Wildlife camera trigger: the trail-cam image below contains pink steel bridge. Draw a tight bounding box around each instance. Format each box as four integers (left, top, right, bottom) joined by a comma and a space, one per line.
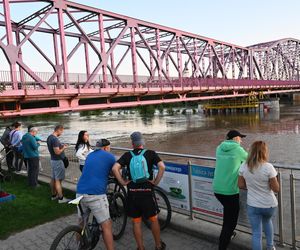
0, 0, 300, 117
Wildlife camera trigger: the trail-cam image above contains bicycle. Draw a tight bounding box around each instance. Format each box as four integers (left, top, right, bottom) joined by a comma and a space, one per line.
50, 191, 127, 250
143, 186, 172, 231
107, 176, 127, 198
108, 176, 172, 231
0, 148, 13, 182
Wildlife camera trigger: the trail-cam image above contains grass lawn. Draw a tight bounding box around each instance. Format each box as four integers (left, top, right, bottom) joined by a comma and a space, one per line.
0, 174, 76, 239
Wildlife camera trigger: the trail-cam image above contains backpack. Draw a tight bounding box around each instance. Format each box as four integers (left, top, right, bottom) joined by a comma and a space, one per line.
129, 149, 150, 183
0, 127, 12, 147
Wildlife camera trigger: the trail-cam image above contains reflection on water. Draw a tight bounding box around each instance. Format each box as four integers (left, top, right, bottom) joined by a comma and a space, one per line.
1, 104, 300, 165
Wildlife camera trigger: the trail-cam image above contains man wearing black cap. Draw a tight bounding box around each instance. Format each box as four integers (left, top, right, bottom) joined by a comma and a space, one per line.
213, 130, 248, 250
76, 139, 115, 250
112, 132, 166, 250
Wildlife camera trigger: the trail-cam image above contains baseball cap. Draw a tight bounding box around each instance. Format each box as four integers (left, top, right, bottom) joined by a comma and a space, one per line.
226, 130, 246, 140
130, 131, 145, 147
95, 139, 110, 149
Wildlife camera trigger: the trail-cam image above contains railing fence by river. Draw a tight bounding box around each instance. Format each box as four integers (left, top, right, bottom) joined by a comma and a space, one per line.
1, 143, 300, 249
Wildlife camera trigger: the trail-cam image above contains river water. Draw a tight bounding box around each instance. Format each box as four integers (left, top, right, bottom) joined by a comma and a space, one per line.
1, 103, 300, 166
1, 103, 300, 243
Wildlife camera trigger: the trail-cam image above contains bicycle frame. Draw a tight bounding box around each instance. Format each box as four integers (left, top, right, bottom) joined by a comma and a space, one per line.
76, 201, 101, 249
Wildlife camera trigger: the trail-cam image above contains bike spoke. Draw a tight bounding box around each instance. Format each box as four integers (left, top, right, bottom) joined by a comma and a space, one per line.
56, 231, 82, 250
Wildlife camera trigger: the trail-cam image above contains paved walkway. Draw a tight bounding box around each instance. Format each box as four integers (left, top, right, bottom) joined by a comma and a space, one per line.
0, 214, 218, 250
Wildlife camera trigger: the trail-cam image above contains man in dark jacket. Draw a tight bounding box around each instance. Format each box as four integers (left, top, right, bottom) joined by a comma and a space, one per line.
22, 127, 40, 187
0, 123, 14, 171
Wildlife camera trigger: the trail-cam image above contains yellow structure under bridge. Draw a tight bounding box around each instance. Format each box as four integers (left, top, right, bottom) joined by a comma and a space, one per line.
202, 95, 260, 113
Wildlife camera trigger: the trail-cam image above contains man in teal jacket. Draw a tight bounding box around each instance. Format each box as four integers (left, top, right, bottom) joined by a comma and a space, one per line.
22, 127, 40, 187
213, 130, 248, 250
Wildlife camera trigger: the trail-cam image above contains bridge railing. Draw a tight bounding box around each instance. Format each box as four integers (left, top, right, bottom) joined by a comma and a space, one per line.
14, 142, 298, 248
1, 70, 300, 91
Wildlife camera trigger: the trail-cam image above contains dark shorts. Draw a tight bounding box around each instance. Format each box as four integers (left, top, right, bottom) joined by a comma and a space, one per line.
127, 192, 159, 219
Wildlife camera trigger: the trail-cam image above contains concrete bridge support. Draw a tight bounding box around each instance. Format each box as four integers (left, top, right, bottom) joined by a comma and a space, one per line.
293, 94, 300, 103
259, 98, 280, 112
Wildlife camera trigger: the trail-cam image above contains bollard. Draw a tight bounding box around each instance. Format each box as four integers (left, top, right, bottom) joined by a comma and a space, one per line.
188, 161, 194, 220
277, 172, 285, 246
290, 173, 298, 250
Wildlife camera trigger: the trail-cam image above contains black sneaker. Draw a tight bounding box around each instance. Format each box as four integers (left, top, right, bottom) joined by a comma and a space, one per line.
155, 241, 166, 250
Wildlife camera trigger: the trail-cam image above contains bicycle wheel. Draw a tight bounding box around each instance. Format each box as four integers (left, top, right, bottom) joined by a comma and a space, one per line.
50, 225, 87, 250
110, 192, 127, 240
107, 178, 127, 197
143, 187, 172, 231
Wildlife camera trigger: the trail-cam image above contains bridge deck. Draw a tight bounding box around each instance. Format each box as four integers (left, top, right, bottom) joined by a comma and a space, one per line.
1, 78, 300, 117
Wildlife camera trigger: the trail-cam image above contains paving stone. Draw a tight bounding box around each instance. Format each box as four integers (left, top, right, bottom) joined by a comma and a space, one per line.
0, 213, 219, 250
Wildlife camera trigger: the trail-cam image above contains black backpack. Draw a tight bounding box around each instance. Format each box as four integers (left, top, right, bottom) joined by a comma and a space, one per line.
0, 127, 12, 147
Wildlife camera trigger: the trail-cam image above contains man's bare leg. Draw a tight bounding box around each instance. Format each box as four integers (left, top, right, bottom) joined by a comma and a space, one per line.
101, 220, 114, 250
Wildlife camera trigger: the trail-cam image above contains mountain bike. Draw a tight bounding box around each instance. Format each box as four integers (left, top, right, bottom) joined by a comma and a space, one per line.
143, 186, 172, 231
0, 148, 13, 182
50, 191, 127, 250
108, 176, 172, 231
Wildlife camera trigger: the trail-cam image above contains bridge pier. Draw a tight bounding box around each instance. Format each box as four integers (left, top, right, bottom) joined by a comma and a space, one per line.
259, 98, 280, 112
293, 94, 300, 103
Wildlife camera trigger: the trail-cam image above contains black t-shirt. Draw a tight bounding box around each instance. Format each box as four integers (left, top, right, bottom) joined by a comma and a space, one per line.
117, 149, 162, 194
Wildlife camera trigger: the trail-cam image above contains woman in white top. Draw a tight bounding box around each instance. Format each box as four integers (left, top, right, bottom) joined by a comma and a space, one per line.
238, 141, 279, 250
75, 130, 93, 172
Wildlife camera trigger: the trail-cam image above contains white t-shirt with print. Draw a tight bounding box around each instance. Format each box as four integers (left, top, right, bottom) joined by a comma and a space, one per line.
239, 162, 278, 208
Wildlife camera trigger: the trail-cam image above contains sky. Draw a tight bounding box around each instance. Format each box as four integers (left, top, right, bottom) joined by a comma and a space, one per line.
0, 0, 299, 75
70, 0, 300, 47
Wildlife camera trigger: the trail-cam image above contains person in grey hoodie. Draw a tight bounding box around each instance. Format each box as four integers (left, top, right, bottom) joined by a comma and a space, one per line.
213, 130, 248, 250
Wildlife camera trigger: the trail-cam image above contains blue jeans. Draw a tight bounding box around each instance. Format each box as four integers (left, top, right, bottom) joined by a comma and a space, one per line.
247, 205, 276, 250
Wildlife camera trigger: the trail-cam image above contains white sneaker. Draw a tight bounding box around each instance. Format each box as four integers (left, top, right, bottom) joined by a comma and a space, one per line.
58, 197, 71, 204
20, 170, 27, 174
51, 195, 58, 201
14, 171, 21, 174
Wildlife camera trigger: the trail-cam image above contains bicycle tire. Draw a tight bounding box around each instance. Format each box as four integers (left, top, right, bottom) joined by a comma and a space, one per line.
110, 192, 127, 240
107, 178, 127, 197
90, 217, 101, 249
50, 225, 87, 250
143, 187, 172, 231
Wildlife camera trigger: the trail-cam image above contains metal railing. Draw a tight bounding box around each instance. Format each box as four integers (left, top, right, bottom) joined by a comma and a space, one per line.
1, 70, 300, 91
1, 143, 299, 248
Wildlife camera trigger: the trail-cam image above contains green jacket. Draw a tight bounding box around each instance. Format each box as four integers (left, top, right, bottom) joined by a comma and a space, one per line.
213, 140, 248, 195
21, 133, 40, 158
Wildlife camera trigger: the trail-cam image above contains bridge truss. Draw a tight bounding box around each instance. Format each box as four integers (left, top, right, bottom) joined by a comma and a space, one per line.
0, 0, 300, 117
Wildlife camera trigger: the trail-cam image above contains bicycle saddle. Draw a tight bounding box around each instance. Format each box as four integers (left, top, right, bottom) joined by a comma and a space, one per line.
68, 196, 83, 205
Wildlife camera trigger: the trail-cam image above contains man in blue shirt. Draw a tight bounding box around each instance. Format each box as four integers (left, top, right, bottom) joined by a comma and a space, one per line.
47, 125, 68, 203
77, 139, 116, 250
